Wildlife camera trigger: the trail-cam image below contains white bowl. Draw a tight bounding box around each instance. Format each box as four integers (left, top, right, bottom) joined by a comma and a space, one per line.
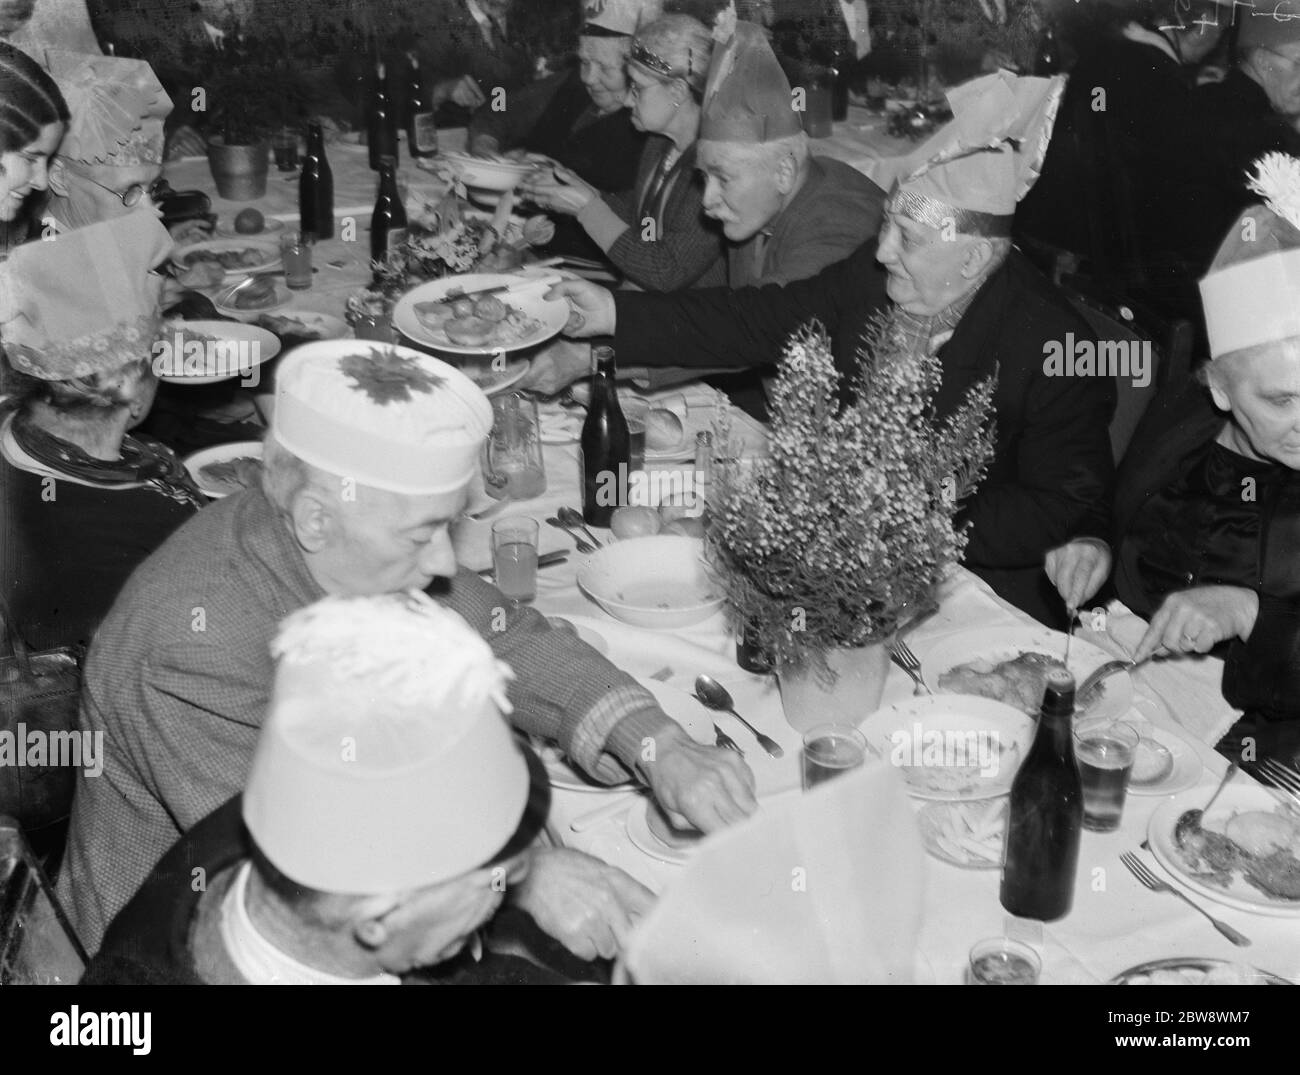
577, 536, 724, 629
441, 151, 535, 193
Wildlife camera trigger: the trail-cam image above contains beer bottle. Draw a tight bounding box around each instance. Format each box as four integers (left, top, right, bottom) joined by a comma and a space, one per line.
370, 156, 408, 268
405, 53, 437, 159
1000, 669, 1083, 922
579, 347, 629, 528
299, 122, 334, 241
367, 61, 399, 170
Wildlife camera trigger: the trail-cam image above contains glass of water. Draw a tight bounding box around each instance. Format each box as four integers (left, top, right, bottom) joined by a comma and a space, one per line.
491, 516, 539, 605
801, 724, 867, 791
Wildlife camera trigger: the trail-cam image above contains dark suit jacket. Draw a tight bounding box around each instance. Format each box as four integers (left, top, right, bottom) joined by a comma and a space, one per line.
612, 243, 1116, 625
416, 0, 533, 125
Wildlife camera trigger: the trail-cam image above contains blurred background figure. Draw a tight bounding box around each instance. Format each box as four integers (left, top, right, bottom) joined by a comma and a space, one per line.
2, 0, 99, 55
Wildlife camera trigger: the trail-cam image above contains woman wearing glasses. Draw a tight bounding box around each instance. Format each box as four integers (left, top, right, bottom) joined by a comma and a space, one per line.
521, 14, 722, 292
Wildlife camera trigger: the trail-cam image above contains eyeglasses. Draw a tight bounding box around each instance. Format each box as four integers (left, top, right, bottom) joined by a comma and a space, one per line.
61, 161, 169, 207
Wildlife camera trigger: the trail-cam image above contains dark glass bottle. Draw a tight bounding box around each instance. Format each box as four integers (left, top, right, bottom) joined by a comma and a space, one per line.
1000, 669, 1083, 922
298, 122, 334, 241
370, 156, 408, 269
580, 346, 629, 528
405, 53, 438, 159
736, 621, 774, 674
1033, 25, 1060, 76
367, 61, 399, 170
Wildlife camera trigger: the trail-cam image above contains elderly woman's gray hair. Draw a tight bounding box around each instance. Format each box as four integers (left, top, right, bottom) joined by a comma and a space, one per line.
629, 14, 714, 98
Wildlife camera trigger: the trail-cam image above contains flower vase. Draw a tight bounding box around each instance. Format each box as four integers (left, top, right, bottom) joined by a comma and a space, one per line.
777, 641, 892, 733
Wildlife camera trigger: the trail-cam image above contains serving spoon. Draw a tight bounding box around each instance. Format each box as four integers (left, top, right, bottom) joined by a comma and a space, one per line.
694, 675, 784, 759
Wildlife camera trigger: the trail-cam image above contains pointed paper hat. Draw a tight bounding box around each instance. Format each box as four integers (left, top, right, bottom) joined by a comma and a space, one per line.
1200, 153, 1300, 359
583, 0, 664, 36
46, 50, 172, 167
876, 70, 1065, 238
243, 592, 541, 895
0, 212, 170, 379
272, 341, 494, 496
699, 16, 800, 143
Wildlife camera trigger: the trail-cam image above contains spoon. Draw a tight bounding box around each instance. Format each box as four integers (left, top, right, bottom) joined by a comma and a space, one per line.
557, 506, 603, 548
693, 674, 784, 758
1201, 762, 1239, 819
545, 516, 595, 554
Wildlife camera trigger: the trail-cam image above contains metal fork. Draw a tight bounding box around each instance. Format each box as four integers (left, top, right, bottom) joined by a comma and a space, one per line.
891, 640, 931, 695
1255, 757, 1300, 806
1119, 851, 1251, 947
713, 723, 744, 757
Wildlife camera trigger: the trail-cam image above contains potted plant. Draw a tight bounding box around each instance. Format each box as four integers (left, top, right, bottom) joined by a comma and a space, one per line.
200, 36, 310, 201
706, 315, 996, 732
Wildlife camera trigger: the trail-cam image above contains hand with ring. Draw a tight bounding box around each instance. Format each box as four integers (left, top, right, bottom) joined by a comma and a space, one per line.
1132, 585, 1260, 662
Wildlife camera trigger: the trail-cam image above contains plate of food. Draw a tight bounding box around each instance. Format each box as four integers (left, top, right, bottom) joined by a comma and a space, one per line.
215, 208, 285, 239
213, 276, 291, 320
256, 310, 350, 342
916, 797, 1007, 869
860, 694, 1035, 800
1111, 958, 1292, 985
1148, 785, 1300, 916
173, 237, 281, 279
154, 321, 279, 385
922, 626, 1133, 723
391, 273, 567, 355
184, 441, 264, 499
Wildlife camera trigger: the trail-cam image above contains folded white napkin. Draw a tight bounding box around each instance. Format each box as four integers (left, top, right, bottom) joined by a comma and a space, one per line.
623, 763, 925, 984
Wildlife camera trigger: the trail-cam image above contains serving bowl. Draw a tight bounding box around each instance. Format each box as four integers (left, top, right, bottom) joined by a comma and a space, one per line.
440, 151, 535, 193
577, 535, 723, 629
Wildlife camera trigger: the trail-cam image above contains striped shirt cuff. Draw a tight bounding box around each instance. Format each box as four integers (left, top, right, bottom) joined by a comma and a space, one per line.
568, 683, 670, 785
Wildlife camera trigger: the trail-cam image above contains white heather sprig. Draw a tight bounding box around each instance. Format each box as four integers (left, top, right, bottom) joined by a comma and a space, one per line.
1247, 152, 1300, 234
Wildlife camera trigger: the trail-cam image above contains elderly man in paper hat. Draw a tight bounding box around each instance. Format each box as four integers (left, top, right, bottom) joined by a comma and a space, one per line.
59, 339, 755, 955
1110, 152, 1300, 773
83, 593, 632, 984
550, 70, 1117, 627
39, 50, 187, 237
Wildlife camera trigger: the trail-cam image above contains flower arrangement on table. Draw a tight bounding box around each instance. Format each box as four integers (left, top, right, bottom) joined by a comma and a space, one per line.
705, 314, 996, 682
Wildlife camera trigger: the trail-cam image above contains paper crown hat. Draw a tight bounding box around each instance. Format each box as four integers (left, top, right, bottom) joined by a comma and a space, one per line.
1200, 153, 1300, 359
875, 70, 1065, 238
1236, 3, 1300, 47
583, 0, 664, 36
243, 592, 539, 895
699, 16, 800, 143
271, 341, 494, 496
0, 212, 170, 380
46, 50, 172, 167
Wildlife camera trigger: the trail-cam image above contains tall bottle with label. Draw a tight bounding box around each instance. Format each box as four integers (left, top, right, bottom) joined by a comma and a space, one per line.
580, 346, 629, 528
1000, 669, 1083, 922
367, 61, 399, 170
299, 122, 334, 240
405, 53, 437, 159
370, 156, 408, 270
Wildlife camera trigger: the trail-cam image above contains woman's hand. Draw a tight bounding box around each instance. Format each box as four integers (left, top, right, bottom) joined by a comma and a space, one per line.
1133, 586, 1261, 662
521, 164, 598, 217
1044, 538, 1112, 611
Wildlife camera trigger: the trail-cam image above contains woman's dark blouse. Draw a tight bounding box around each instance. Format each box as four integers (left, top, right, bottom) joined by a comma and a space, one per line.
0, 459, 199, 651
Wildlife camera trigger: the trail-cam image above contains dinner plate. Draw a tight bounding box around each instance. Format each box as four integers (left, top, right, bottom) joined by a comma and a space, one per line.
255, 310, 350, 341
1125, 722, 1203, 796
155, 321, 280, 385
916, 798, 1007, 870
454, 355, 531, 396
625, 798, 693, 865
1148, 786, 1300, 917
391, 273, 568, 356
213, 279, 292, 321
184, 440, 263, 499
1111, 957, 1293, 985
860, 694, 1035, 800
921, 626, 1134, 723
173, 237, 282, 278
215, 217, 286, 239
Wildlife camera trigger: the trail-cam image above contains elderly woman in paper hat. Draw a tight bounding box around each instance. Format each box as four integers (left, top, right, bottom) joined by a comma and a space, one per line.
84, 592, 624, 985
0, 40, 67, 236
0, 212, 202, 651
1112, 153, 1300, 768
522, 12, 723, 291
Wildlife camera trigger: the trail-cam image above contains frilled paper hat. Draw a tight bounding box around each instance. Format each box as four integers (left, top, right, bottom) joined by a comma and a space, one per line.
243, 592, 541, 895
699, 16, 800, 143
875, 70, 1065, 238
1200, 153, 1300, 359
1237, 3, 1300, 47
0, 213, 170, 380
272, 341, 494, 496
583, 0, 664, 36
46, 49, 172, 167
